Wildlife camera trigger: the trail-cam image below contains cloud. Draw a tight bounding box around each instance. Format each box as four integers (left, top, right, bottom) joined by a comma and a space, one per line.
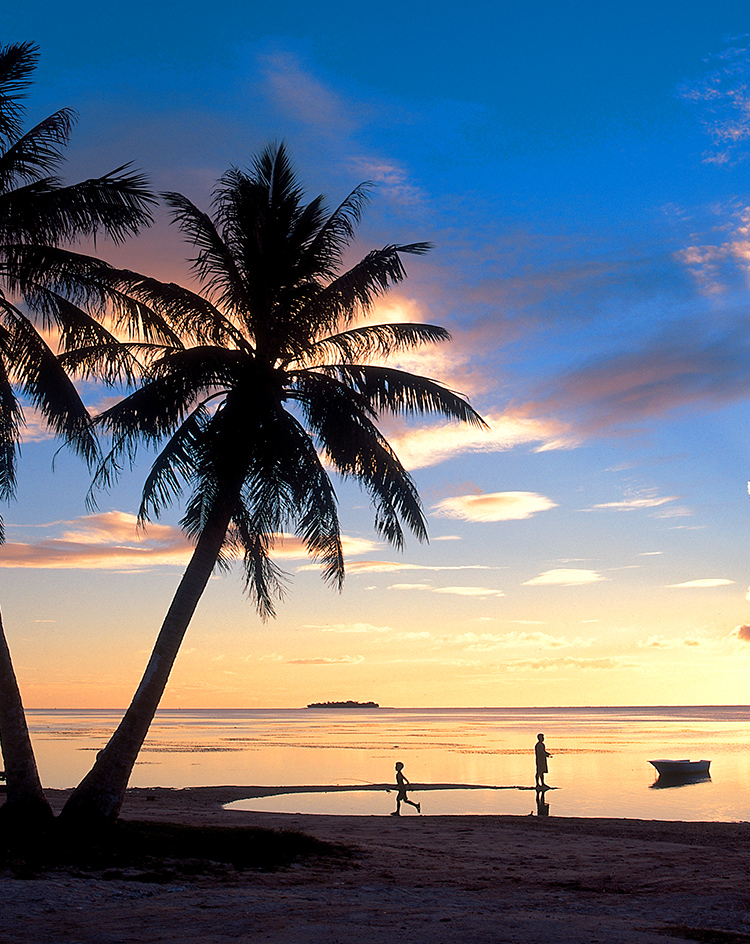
385, 409, 578, 471
733, 625, 750, 642
317, 623, 393, 634
388, 582, 503, 597
306, 560, 493, 575
286, 655, 365, 665
638, 634, 705, 649
259, 50, 356, 136
665, 578, 734, 588
679, 40, 750, 164
503, 656, 623, 671
432, 490, 557, 522
17, 405, 55, 444
675, 202, 750, 295
532, 316, 750, 434
523, 569, 604, 586
444, 631, 594, 651
433, 586, 504, 597
589, 492, 678, 512
279, 534, 377, 560
0, 512, 191, 570
0, 512, 377, 570
350, 157, 424, 207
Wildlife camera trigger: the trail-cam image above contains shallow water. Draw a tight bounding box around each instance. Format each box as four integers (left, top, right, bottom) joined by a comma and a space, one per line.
24, 706, 750, 821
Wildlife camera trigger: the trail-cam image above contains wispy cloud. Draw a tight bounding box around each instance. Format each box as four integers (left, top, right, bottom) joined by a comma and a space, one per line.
503, 656, 624, 671
387, 582, 504, 597
302, 560, 493, 575
286, 655, 365, 665
259, 50, 357, 136
638, 634, 705, 649
533, 318, 750, 433
434, 586, 504, 597
385, 409, 578, 471
1, 512, 377, 570
317, 622, 393, 634
665, 578, 734, 588
433, 490, 557, 522
589, 491, 678, 512
679, 39, 750, 164
523, 569, 605, 586
443, 630, 594, 651
0, 512, 191, 570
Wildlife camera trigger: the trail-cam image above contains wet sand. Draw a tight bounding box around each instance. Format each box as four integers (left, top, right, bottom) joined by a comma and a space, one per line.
1, 784, 750, 943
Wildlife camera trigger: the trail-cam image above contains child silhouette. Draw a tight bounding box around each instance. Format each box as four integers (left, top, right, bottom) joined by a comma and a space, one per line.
391, 761, 421, 815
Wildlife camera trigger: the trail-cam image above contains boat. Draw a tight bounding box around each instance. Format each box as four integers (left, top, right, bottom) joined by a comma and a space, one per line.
648, 759, 710, 776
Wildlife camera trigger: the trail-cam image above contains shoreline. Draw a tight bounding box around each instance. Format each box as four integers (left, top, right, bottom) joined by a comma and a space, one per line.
3, 787, 750, 943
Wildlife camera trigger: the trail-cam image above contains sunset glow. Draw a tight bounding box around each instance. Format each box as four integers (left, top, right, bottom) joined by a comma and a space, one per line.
5, 2, 750, 708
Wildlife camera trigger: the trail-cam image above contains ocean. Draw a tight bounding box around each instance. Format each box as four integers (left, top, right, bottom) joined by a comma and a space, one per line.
24, 705, 750, 821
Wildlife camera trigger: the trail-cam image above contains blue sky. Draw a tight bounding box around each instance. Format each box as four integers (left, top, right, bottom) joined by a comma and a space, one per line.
4, 1, 750, 707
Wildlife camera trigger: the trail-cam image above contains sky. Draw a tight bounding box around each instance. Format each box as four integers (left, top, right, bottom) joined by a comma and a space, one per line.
4, 0, 750, 708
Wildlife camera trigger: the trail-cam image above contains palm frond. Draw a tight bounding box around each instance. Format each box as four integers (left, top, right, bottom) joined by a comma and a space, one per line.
296, 182, 373, 280
102, 267, 247, 350
0, 42, 39, 143
311, 363, 488, 428
0, 325, 21, 506
161, 189, 247, 317
225, 514, 288, 620
2, 299, 98, 464
298, 242, 432, 336
298, 322, 451, 367
296, 371, 427, 547
0, 109, 74, 191
0, 163, 154, 246
138, 407, 206, 522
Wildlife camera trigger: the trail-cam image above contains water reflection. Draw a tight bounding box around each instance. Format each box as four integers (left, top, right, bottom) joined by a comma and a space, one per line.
650, 772, 712, 790
535, 786, 550, 816
226, 786, 537, 817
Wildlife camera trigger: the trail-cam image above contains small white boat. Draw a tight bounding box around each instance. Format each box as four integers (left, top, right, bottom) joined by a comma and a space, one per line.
649, 759, 710, 776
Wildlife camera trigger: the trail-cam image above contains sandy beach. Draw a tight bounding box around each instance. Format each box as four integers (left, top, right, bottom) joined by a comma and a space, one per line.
1, 785, 749, 943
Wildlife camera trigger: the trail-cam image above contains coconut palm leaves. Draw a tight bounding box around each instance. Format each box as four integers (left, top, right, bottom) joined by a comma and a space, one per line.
0, 40, 154, 825
0, 40, 155, 517
61, 142, 486, 824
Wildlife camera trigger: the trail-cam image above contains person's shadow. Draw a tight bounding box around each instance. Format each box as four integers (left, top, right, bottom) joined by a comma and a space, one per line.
535, 786, 550, 816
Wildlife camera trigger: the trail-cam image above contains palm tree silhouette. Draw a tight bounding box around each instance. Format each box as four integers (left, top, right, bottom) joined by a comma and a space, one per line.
0, 42, 154, 825
62, 142, 486, 823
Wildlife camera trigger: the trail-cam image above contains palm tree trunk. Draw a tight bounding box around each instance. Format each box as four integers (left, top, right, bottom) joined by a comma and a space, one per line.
60, 510, 231, 826
0, 608, 53, 826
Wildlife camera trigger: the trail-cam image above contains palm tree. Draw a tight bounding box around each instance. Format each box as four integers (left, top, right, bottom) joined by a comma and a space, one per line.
60, 142, 486, 824
0, 41, 155, 826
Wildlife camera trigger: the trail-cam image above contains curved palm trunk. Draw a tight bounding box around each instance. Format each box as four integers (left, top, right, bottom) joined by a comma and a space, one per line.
60, 511, 231, 826
0, 608, 53, 825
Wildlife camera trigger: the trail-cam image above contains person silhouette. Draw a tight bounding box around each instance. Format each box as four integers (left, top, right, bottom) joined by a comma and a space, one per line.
534, 733, 551, 788
391, 761, 421, 815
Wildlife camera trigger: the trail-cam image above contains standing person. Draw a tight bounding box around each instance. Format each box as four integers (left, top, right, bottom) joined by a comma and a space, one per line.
391, 762, 421, 815
535, 733, 552, 789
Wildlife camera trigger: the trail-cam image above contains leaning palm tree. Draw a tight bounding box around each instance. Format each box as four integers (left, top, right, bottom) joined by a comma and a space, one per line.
0, 41, 155, 826
60, 142, 486, 824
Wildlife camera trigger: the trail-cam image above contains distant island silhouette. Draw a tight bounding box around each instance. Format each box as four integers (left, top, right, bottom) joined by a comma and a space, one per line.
306, 700, 380, 709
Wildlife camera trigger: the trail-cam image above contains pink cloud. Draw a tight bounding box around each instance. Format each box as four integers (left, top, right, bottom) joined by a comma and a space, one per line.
1, 513, 377, 571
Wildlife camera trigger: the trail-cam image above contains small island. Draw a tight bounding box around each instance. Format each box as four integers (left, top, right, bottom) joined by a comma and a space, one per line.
306, 700, 380, 709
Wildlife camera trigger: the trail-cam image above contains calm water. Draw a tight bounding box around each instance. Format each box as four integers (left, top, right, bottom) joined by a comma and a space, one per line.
24, 706, 750, 821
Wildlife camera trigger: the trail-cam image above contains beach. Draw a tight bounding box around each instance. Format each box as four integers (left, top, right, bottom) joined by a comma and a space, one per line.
1, 785, 749, 944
